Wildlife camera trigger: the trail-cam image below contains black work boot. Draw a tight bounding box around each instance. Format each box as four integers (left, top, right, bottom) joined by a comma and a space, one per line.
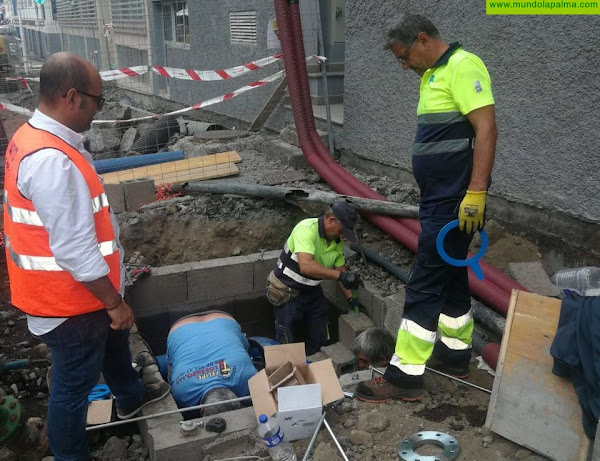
428, 341, 472, 379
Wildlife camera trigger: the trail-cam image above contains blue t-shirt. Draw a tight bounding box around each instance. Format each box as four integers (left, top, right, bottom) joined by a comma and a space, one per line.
166, 318, 257, 407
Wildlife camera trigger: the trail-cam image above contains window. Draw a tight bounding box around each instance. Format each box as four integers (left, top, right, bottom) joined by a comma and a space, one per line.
55, 0, 97, 26
230, 11, 257, 44
110, 0, 146, 33
163, 2, 189, 45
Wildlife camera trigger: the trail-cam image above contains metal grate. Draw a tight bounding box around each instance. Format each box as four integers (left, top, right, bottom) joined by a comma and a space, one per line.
230, 10, 256, 44
109, 0, 146, 33
55, 0, 97, 26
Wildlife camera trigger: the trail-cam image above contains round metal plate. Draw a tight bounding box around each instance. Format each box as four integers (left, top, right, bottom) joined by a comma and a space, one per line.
398, 431, 460, 461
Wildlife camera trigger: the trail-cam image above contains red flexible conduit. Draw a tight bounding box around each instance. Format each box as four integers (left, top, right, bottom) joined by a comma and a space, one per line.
274, 0, 527, 319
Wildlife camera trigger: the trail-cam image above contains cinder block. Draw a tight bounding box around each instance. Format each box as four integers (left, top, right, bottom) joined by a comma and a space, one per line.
187, 257, 254, 301
356, 281, 376, 313
252, 250, 280, 292
321, 342, 356, 376
132, 265, 189, 311
338, 313, 374, 350
384, 289, 405, 336
105, 182, 125, 214
253, 318, 276, 338
233, 293, 273, 324
123, 178, 155, 211
168, 299, 236, 326
140, 406, 257, 461
261, 140, 307, 169
307, 351, 329, 363
371, 294, 387, 329
508, 261, 560, 297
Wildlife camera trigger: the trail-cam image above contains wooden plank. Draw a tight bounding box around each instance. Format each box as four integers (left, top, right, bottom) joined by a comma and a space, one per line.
101, 151, 241, 184
486, 290, 590, 461
154, 162, 239, 185
248, 76, 288, 132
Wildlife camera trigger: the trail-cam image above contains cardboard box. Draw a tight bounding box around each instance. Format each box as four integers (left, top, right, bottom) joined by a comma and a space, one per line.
248, 343, 344, 439
277, 383, 322, 441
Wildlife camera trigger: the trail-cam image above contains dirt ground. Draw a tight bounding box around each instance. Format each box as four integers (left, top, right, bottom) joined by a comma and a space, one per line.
0, 92, 570, 460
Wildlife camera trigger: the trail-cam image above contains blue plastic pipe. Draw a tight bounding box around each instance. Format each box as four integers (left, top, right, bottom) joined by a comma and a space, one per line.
94, 150, 184, 174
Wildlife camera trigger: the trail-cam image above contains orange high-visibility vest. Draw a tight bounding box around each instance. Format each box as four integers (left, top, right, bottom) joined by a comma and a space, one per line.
3, 122, 121, 317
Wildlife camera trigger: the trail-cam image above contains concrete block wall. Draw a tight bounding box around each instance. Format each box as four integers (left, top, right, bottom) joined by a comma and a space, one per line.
321, 277, 405, 339
129, 250, 281, 353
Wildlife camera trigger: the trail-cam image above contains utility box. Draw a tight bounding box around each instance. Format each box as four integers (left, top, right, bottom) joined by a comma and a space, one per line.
277, 383, 322, 441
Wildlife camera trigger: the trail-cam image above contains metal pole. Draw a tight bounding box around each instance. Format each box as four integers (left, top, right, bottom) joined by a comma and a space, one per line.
85, 395, 252, 431
323, 419, 349, 461
315, 0, 335, 156
370, 366, 491, 394
425, 367, 492, 394
302, 412, 326, 461
16, 1, 29, 73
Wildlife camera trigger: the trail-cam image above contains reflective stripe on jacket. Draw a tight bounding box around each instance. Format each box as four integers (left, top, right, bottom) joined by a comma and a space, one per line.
3, 122, 120, 317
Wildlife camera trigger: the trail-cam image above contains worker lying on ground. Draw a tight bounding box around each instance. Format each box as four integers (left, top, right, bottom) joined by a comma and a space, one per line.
267, 202, 364, 355
352, 327, 396, 370
166, 311, 257, 415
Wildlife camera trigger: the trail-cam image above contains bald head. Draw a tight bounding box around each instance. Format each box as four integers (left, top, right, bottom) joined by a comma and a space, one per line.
39, 52, 97, 105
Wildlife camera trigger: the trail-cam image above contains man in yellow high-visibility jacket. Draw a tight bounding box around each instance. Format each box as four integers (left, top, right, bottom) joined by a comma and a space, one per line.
356, 14, 497, 402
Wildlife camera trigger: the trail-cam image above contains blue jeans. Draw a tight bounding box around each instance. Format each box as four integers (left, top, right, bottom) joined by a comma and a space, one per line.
40, 309, 144, 461
275, 287, 328, 355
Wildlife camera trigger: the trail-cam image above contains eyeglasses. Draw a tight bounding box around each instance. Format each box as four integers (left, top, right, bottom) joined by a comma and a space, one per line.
63, 88, 105, 109
397, 36, 418, 65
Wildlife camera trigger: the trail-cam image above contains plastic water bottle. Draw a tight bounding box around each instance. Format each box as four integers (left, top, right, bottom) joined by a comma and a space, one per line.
551, 266, 600, 296
256, 414, 297, 461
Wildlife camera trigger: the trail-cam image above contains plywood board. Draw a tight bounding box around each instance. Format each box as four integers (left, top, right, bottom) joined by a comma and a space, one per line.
486, 290, 590, 461
101, 151, 241, 185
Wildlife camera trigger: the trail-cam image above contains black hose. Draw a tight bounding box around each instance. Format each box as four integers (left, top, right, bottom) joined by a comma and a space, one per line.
349, 243, 410, 283
131, 116, 180, 155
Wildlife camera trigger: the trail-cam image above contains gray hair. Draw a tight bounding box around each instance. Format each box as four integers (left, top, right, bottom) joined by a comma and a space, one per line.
201, 387, 241, 416
384, 14, 440, 50
352, 328, 395, 366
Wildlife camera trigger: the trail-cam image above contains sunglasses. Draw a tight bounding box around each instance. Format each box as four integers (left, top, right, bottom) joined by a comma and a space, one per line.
63, 88, 105, 109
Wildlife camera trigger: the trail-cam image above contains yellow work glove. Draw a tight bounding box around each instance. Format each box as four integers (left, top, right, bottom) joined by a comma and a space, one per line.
458, 190, 487, 234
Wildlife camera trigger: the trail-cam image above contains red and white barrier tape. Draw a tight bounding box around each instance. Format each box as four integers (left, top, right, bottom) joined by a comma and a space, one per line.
0, 69, 285, 124
5, 54, 324, 83
92, 70, 285, 125
0, 101, 34, 116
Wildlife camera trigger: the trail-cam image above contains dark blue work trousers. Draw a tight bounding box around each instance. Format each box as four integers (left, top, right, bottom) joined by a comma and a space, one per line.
403, 201, 474, 355
274, 287, 328, 355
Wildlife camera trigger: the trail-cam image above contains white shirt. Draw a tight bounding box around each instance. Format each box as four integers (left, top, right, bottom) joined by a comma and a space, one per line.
17, 110, 125, 335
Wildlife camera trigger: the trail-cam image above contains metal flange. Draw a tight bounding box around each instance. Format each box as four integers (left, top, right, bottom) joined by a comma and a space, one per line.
398, 431, 460, 461
0, 396, 24, 444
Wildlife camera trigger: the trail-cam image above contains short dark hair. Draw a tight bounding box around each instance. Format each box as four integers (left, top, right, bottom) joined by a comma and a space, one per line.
352, 328, 395, 366
384, 14, 440, 50
39, 53, 92, 104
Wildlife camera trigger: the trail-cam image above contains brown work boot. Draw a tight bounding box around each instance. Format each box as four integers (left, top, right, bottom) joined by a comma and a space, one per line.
355, 376, 425, 403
